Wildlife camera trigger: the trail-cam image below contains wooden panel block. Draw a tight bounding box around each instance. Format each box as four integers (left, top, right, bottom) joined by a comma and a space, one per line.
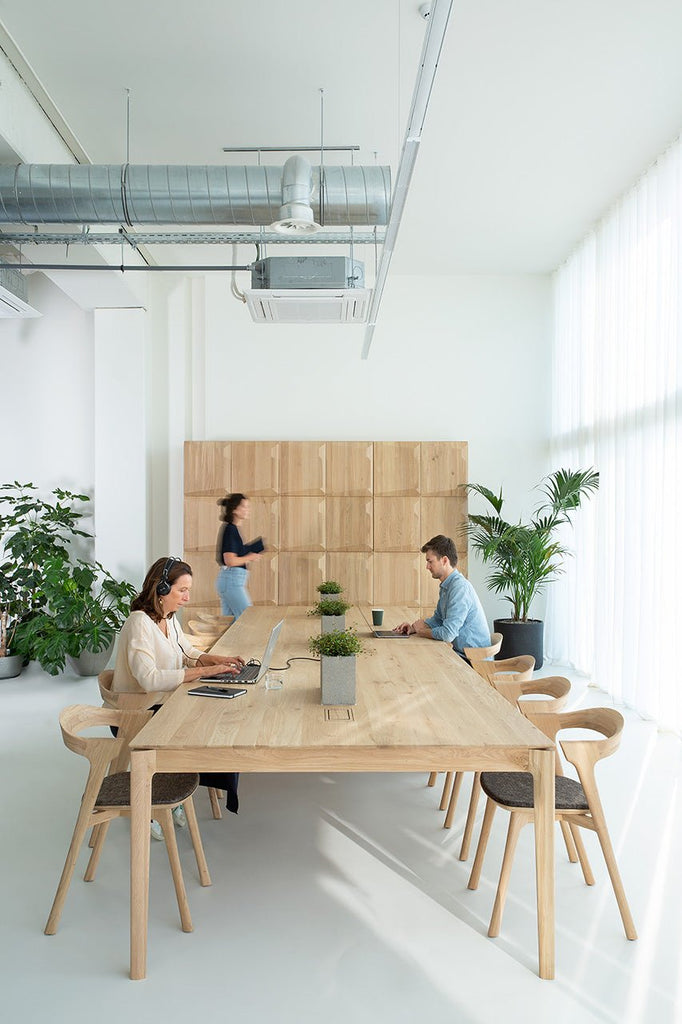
184, 441, 231, 495
327, 552, 373, 605
248, 497, 280, 553
373, 497, 421, 552
278, 552, 326, 605
373, 552, 421, 607
326, 497, 372, 551
183, 549, 221, 606
374, 441, 420, 495
280, 497, 326, 551
184, 496, 222, 552
420, 567, 441, 615
326, 441, 373, 496
231, 441, 280, 496
248, 552, 278, 606
280, 441, 326, 495
420, 496, 468, 553
420, 442, 468, 496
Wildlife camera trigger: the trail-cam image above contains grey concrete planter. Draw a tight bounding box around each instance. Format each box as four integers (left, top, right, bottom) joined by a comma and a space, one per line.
320, 654, 356, 705
0, 654, 23, 679
66, 639, 115, 677
321, 614, 345, 634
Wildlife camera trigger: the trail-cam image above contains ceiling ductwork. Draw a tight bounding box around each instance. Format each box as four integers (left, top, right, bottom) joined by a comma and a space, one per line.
270, 155, 320, 235
0, 162, 390, 228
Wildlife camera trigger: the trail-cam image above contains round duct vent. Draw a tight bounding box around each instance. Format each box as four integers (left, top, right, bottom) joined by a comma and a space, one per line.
271, 201, 321, 235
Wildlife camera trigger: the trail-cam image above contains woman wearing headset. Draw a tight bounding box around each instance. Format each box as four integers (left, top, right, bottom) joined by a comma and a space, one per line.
113, 556, 245, 831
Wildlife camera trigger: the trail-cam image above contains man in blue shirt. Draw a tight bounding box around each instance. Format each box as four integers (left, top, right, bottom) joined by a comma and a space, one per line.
395, 534, 490, 656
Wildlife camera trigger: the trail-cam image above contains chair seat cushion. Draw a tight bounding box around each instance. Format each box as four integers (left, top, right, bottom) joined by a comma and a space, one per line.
480, 771, 589, 811
95, 772, 200, 808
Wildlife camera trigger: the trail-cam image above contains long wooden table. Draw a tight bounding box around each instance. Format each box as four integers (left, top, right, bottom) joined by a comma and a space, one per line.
129, 606, 555, 979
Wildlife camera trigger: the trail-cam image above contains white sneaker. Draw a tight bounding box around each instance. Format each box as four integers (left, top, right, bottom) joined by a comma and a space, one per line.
172, 805, 187, 828
150, 819, 164, 842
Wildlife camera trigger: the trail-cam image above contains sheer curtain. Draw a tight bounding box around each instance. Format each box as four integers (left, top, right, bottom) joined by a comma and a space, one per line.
549, 136, 682, 734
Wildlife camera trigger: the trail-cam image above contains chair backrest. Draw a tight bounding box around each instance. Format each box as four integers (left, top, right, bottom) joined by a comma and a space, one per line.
463, 631, 503, 662
59, 704, 154, 776
98, 670, 162, 711
524, 707, 625, 789
493, 675, 571, 715
473, 654, 535, 684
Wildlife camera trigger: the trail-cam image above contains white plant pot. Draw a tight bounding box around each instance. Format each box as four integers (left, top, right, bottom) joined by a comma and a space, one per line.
320, 654, 356, 706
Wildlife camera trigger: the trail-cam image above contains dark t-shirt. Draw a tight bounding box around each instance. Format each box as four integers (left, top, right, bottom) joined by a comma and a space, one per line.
218, 523, 264, 564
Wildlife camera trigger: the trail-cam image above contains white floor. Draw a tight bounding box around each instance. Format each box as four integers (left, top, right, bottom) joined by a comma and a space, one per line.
2, 662, 681, 1024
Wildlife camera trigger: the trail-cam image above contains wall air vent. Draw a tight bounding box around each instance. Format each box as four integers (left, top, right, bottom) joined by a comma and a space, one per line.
245, 255, 369, 323
0, 266, 41, 318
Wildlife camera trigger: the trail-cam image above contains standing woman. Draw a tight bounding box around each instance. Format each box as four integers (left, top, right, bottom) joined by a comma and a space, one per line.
216, 493, 263, 620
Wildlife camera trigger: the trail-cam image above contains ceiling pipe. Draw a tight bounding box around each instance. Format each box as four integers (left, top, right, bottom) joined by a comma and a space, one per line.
0, 163, 390, 228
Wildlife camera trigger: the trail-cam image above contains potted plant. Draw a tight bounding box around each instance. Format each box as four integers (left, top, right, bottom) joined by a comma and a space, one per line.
0, 482, 91, 675
308, 628, 368, 706
18, 555, 136, 676
308, 597, 351, 634
316, 580, 342, 599
465, 468, 599, 668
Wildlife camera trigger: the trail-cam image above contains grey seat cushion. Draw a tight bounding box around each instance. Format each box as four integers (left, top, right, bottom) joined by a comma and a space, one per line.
95, 772, 200, 808
480, 771, 589, 811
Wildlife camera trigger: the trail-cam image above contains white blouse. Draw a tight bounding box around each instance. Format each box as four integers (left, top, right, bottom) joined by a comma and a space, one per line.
112, 610, 204, 693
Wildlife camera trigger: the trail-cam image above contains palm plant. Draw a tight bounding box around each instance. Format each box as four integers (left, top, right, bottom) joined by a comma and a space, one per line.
465, 468, 599, 622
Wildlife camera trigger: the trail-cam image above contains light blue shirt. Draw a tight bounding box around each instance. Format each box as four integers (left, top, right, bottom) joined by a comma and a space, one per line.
424, 569, 490, 654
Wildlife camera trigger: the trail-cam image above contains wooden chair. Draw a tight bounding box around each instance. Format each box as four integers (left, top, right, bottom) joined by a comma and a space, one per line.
438, 653, 536, 842
471, 653, 536, 685
448, 675, 571, 861
467, 707, 637, 941
45, 704, 211, 936
427, 634, 503, 794
98, 671, 224, 820
197, 612, 234, 630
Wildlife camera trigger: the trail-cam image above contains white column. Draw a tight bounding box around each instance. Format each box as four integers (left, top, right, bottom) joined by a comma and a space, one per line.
93, 307, 148, 587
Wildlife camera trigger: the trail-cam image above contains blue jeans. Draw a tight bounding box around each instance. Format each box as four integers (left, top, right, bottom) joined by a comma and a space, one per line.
216, 566, 251, 619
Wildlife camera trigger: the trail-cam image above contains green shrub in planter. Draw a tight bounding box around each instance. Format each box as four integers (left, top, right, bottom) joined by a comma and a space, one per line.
316, 580, 342, 597
308, 599, 351, 617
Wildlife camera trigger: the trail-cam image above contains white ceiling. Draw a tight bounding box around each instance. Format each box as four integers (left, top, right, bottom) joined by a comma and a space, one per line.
1, 0, 682, 274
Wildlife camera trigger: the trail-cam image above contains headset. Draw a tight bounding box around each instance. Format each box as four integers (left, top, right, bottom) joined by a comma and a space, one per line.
156, 556, 181, 597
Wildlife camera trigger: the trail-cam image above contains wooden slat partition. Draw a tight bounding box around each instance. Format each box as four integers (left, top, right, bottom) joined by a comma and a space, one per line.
183, 440, 468, 613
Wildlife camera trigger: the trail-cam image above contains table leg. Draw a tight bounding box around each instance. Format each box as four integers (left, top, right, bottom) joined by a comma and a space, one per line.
530, 747, 555, 980
130, 749, 155, 980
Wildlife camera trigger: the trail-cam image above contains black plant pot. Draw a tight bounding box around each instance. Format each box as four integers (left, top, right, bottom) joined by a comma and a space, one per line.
493, 618, 544, 671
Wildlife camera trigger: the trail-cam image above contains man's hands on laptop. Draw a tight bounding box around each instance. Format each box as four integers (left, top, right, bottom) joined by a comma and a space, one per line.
394, 620, 429, 636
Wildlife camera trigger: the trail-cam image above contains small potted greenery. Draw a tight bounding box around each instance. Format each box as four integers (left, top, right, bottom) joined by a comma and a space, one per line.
309, 597, 351, 634
19, 555, 136, 676
316, 580, 342, 599
465, 467, 599, 668
308, 628, 367, 706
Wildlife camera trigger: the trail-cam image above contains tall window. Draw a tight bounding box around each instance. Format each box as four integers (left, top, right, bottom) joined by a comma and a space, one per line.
550, 137, 682, 734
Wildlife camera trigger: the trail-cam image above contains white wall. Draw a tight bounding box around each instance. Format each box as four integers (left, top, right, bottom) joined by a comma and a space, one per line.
2, 270, 551, 626
0, 273, 95, 495
186, 272, 553, 623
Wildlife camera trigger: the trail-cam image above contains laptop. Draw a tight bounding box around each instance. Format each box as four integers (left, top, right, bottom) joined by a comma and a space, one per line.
200, 619, 284, 684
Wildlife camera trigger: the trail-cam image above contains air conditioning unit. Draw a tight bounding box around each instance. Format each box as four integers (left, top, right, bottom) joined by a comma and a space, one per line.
245, 256, 370, 324
0, 266, 41, 318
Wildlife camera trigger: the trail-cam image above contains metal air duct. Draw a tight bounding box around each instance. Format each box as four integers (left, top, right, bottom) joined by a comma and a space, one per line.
0, 163, 390, 228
